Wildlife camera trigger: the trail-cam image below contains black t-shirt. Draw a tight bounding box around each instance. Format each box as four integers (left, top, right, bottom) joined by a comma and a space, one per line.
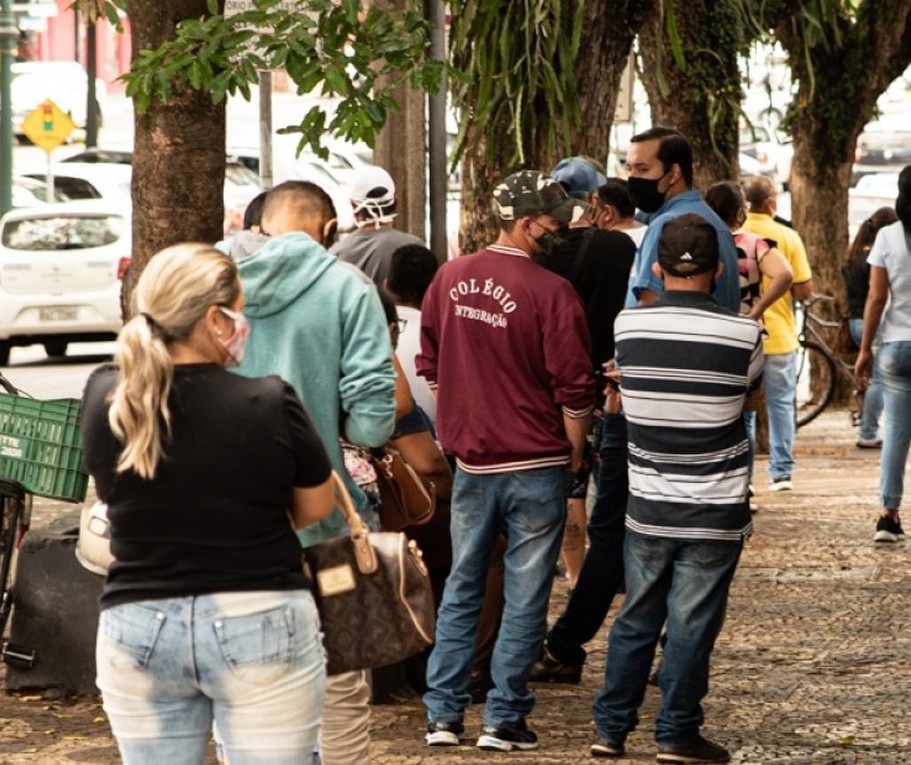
81, 363, 332, 610
538, 226, 637, 368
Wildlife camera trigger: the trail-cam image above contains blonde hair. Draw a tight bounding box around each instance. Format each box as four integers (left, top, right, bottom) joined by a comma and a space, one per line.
108, 243, 240, 479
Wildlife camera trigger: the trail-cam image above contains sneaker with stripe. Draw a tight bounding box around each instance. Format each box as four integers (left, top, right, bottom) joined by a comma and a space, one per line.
476, 720, 538, 752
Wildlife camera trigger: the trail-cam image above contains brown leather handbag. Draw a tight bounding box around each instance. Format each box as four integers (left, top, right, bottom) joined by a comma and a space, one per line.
302, 472, 436, 676
370, 445, 436, 531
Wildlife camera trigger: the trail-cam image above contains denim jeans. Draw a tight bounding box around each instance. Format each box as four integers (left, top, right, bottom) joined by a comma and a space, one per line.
593, 531, 742, 746
424, 465, 568, 727
878, 341, 911, 509
763, 351, 797, 480
97, 590, 325, 765
547, 413, 628, 667
850, 318, 884, 441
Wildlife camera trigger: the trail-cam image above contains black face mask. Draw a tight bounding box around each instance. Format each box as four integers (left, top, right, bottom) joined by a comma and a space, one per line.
627, 172, 669, 214
533, 225, 569, 256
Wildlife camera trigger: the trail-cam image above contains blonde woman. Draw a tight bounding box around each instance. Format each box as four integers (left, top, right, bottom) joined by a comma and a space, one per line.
81, 244, 334, 765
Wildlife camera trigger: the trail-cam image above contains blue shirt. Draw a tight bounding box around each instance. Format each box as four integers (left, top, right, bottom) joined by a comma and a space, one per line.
625, 190, 740, 311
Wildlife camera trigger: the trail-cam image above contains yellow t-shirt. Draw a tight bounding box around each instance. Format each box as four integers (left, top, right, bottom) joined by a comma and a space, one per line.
742, 213, 813, 354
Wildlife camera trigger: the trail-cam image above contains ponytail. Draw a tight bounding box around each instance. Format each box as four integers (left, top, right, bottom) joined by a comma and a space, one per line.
106, 244, 239, 479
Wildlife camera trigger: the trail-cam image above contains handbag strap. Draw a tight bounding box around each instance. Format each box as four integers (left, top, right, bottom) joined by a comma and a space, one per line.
331, 471, 378, 575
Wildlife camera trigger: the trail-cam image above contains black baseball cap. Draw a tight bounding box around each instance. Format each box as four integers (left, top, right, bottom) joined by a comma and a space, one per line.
658, 214, 719, 276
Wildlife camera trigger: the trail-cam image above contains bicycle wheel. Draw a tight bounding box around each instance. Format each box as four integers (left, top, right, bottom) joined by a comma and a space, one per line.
0, 494, 20, 638
795, 340, 836, 428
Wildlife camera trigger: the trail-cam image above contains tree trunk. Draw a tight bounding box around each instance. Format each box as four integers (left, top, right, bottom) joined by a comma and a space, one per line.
777, 1, 911, 402
456, 1, 657, 254
567, 0, 657, 163
638, 0, 743, 190
124, 0, 227, 313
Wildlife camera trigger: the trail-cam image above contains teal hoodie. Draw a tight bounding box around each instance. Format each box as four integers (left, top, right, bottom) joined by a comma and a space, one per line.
235, 232, 396, 546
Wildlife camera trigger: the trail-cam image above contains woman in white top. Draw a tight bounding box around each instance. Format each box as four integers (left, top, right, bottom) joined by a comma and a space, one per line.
856, 164, 911, 544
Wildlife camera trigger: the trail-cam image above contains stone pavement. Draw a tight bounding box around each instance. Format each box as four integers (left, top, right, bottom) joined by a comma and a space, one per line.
2, 408, 909, 764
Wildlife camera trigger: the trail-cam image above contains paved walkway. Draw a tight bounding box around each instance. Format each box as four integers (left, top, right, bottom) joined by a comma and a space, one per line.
2, 409, 908, 764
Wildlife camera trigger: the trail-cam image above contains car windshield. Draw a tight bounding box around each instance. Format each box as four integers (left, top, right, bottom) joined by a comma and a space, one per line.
2, 215, 124, 250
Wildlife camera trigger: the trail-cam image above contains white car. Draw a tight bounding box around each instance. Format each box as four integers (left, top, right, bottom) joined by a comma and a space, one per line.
22, 162, 133, 206
0, 201, 130, 365
848, 171, 899, 238
11, 61, 106, 138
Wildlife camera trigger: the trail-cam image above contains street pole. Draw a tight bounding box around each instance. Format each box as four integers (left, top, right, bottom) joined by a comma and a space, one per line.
426, 0, 447, 264
0, 0, 17, 215
86, 23, 98, 148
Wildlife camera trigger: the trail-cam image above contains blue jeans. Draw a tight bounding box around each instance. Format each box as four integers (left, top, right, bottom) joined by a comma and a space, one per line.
763, 351, 797, 480
878, 341, 911, 509
96, 590, 325, 765
547, 413, 628, 667
593, 531, 742, 746
850, 318, 884, 441
424, 465, 568, 727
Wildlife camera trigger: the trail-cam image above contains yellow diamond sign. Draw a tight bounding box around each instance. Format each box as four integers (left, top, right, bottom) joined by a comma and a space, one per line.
20, 99, 77, 154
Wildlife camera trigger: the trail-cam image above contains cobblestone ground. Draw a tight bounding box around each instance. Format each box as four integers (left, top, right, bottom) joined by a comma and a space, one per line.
2, 410, 909, 764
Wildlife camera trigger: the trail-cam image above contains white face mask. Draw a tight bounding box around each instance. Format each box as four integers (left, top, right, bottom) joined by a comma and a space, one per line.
218, 306, 250, 367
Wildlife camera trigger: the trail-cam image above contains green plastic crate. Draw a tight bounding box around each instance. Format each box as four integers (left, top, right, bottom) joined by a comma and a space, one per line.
0, 393, 88, 503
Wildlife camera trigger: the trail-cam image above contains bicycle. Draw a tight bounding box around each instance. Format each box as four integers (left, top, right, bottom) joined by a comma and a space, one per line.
793, 294, 862, 428
0, 371, 88, 671
0, 371, 37, 670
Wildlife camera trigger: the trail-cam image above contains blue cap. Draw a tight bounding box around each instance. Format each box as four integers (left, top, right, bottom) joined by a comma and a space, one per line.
549, 157, 607, 200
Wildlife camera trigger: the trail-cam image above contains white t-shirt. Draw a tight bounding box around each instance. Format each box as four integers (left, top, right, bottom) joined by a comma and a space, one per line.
868, 221, 911, 342
621, 224, 648, 249
396, 304, 437, 425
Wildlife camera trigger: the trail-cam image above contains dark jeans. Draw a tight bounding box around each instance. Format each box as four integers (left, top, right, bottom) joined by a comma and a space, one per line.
593, 531, 743, 745
546, 412, 628, 667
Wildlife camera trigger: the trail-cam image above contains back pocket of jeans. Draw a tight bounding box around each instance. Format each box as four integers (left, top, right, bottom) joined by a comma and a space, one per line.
214, 605, 299, 685
100, 603, 167, 671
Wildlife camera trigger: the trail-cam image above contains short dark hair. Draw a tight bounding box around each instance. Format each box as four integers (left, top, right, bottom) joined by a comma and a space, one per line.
242, 191, 268, 230
262, 180, 337, 224
704, 181, 744, 228
387, 244, 438, 305
597, 178, 636, 218
630, 126, 694, 186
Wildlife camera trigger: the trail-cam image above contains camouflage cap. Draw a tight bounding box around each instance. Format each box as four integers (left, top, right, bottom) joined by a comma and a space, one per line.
492, 170, 588, 223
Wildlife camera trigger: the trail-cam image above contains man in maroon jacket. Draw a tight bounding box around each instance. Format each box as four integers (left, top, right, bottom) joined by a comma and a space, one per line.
418, 171, 595, 752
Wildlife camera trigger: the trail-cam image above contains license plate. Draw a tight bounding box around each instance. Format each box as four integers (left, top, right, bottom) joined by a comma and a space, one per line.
39, 307, 78, 322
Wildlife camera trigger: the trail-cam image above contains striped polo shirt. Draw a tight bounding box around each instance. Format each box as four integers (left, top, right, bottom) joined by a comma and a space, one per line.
614, 290, 764, 542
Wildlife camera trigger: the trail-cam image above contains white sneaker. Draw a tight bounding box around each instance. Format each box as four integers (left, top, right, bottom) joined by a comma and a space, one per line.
768, 476, 792, 492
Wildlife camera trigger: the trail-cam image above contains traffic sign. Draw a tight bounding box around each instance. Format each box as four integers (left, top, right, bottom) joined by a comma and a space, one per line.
20, 99, 76, 154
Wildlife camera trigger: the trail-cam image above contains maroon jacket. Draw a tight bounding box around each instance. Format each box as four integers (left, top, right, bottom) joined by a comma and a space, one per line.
417, 245, 594, 473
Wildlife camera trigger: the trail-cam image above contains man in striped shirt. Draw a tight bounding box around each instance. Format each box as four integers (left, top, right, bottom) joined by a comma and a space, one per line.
591, 214, 763, 764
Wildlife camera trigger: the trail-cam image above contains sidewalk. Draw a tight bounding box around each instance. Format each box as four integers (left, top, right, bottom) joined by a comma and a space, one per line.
2, 409, 908, 764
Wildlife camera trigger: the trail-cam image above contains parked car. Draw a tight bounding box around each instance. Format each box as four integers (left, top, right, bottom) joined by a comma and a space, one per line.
848, 171, 899, 238
0, 201, 130, 365
11, 177, 66, 208
11, 61, 106, 140
740, 122, 793, 190
22, 162, 133, 206
852, 119, 911, 185
59, 149, 263, 234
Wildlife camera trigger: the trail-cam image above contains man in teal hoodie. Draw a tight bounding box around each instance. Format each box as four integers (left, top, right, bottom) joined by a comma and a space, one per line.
234, 179, 396, 765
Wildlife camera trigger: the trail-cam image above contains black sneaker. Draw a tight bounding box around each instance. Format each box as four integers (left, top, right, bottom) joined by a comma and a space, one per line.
591, 736, 625, 758
528, 646, 582, 684
656, 735, 730, 763
476, 720, 538, 752
874, 515, 906, 543
425, 719, 464, 746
